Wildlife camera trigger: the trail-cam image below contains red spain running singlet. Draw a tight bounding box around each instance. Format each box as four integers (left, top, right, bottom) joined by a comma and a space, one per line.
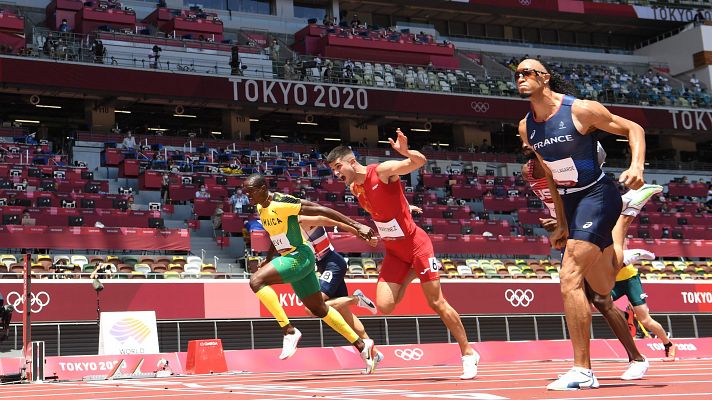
524, 159, 556, 218
352, 164, 417, 239
352, 164, 440, 283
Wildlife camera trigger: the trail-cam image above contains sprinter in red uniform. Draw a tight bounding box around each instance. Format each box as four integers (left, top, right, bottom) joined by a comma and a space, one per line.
326, 129, 479, 379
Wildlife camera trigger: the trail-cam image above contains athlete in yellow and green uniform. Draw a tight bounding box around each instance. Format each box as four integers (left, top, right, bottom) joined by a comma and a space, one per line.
244, 173, 378, 373
612, 257, 676, 358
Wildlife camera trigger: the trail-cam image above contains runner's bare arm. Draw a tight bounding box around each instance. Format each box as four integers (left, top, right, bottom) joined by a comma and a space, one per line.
520, 119, 568, 249
574, 100, 645, 189
376, 128, 426, 181
298, 215, 358, 236
300, 203, 374, 240
300, 199, 364, 230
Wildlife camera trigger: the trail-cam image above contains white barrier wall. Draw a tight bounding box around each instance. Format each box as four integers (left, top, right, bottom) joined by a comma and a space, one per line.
636, 24, 712, 89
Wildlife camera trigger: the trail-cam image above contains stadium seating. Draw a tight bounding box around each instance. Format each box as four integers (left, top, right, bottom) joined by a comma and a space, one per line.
501, 57, 710, 108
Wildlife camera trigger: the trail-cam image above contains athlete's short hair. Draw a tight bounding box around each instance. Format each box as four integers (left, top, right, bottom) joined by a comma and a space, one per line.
244, 173, 266, 189
326, 145, 354, 164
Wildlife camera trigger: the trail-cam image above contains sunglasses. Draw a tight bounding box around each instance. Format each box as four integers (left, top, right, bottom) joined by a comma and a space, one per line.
514, 68, 548, 80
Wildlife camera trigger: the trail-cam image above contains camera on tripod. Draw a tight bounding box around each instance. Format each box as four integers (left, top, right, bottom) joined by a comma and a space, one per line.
51, 263, 74, 272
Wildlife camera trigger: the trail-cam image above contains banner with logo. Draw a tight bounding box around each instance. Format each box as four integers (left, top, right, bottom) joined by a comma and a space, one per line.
1, 280, 711, 322
98, 311, 160, 356
2, 58, 712, 133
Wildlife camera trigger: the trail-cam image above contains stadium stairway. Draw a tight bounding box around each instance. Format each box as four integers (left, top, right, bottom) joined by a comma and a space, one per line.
456, 52, 489, 79
72, 142, 245, 274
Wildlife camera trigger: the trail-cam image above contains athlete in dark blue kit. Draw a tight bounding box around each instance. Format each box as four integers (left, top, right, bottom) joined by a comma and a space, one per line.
516, 58, 654, 390
300, 222, 384, 373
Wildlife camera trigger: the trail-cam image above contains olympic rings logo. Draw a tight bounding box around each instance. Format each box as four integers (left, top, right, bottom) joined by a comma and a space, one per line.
394, 348, 424, 361
470, 101, 490, 113
519, 0, 532, 6
504, 289, 534, 307
5, 291, 51, 313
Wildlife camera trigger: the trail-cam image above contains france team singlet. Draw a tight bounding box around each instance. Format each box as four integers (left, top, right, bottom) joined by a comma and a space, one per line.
524, 95, 621, 250
526, 95, 603, 190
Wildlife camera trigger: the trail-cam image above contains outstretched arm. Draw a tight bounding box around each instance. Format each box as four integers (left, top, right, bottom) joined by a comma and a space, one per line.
298, 215, 358, 236
300, 202, 374, 240
376, 128, 426, 181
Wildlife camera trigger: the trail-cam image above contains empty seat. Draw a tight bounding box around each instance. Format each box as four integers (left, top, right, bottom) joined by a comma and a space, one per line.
457, 264, 473, 278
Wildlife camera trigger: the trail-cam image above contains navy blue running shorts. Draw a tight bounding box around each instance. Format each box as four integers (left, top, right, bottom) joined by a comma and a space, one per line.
316, 250, 349, 299
561, 175, 622, 251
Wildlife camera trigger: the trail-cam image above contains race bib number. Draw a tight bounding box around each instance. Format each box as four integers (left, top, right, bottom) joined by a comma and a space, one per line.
543, 157, 579, 187
427, 257, 441, 273
374, 219, 405, 238
270, 233, 292, 252
320, 270, 333, 283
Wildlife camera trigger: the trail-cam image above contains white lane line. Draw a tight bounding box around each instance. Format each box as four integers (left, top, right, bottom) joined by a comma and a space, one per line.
98, 363, 712, 387
140, 368, 712, 388
544, 392, 712, 400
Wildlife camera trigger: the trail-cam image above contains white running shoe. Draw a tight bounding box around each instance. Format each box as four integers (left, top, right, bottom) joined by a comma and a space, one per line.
278, 328, 301, 360
459, 352, 480, 380
547, 367, 599, 390
623, 249, 656, 265
621, 358, 649, 380
353, 289, 377, 315
621, 184, 663, 217
362, 349, 384, 374
360, 339, 376, 374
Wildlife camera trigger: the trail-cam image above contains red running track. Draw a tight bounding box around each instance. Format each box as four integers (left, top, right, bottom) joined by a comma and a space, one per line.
3, 358, 712, 399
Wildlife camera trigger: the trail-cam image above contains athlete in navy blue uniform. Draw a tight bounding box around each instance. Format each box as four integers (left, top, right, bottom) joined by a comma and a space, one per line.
516, 58, 652, 390
299, 220, 384, 371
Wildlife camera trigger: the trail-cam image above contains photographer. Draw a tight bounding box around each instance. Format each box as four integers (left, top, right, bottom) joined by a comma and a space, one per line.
0, 293, 12, 342
51, 258, 75, 279
230, 47, 247, 76
90, 263, 115, 280
93, 40, 105, 64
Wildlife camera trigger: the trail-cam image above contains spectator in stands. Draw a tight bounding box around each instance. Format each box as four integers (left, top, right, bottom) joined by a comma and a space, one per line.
24, 132, 38, 145
59, 19, 71, 33
690, 74, 701, 89
230, 188, 249, 213
212, 205, 223, 231
195, 184, 210, 199
92, 40, 105, 64
343, 59, 354, 81
122, 132, 136, 150
269, 39, 280, 60
350, 14, 361, 29
127, 196, 139, 211
161, 172, 170, 203
322, 59, 334, 82
359, 137, 369, 148
314, 54, 323, 73
283, 59, 296, 80
21, 210, 35, 226
480, 139, 490, 153
694, 9, 706, 25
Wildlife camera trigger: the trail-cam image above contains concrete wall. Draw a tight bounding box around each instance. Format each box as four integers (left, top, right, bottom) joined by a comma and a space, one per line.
635, 24, 712, 88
